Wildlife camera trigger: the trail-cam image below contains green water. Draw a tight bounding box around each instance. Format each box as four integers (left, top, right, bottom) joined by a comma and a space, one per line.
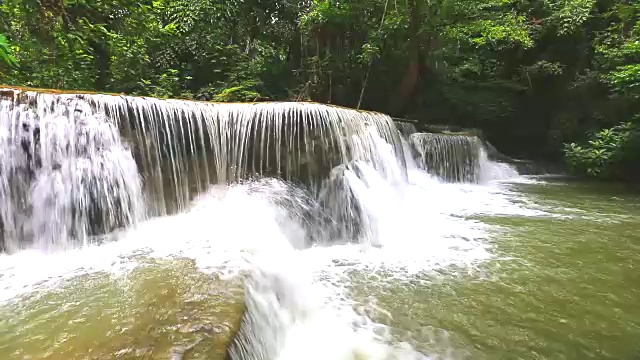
360, 179, 640, 359
1, 179, 639, 359
0, 258, 244, 359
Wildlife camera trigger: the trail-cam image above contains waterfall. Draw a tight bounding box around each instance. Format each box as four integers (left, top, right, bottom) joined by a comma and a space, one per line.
0, 88, 519, 252
0, 88, 407, 251
0, 88, 528, 360
395, 122, 417, 138
409, 133, 483, 183
408, 132, 519, 183
0, 92, 145, 252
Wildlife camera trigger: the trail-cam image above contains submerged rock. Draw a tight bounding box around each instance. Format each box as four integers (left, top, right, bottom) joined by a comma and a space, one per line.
170, 337, 206, 360
0, 257, 245, 359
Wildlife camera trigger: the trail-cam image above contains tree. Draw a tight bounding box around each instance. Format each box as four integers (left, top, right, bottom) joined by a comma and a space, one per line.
0, 0, 638, 180
562, 2, 640, 180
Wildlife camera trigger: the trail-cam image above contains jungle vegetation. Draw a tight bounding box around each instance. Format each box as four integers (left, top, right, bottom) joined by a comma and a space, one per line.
1, 0, 638, 180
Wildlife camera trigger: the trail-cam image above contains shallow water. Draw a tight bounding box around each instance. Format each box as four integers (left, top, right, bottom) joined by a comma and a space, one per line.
1, 177, 639, 359
0, 258, 244, 359
353, 179, 640, 359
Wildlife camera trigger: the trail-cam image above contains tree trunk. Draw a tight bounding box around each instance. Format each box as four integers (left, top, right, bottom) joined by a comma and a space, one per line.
388, 0, 422, 116
91, 39, 111, 91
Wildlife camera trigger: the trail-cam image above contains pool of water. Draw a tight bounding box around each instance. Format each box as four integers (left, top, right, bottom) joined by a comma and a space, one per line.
355, 179, 640, 359
1, 177, 639, 359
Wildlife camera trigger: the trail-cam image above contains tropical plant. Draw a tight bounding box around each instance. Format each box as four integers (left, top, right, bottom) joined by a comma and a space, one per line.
0, 34, 18, 71
0, 0, 638, 181
564, 121, 640, 179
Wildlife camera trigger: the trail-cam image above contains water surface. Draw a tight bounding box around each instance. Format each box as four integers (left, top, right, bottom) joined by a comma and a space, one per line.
1, 177, 639, 359
356, 178, 640, 359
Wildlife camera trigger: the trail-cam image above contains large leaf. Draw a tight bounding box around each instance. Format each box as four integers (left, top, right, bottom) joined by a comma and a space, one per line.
0, 34, 18, 68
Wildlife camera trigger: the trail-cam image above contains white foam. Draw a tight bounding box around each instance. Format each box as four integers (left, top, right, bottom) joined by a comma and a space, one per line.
0, 130, 552, 359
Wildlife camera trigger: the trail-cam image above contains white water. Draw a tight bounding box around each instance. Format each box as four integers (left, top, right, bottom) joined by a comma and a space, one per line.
0, 89, 535, 359
0, 133, 538, 360
0, 89, 406, 219
409, 132, 519, 185
0, 100, 145, 252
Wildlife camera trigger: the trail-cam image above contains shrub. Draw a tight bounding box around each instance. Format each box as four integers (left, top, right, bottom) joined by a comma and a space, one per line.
564, 120, 640, 180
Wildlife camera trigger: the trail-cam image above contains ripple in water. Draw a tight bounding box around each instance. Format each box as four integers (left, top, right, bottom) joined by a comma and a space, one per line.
0, 90, 544, 359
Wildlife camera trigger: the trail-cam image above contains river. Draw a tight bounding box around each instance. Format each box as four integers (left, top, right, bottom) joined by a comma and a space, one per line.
1, 89, 638, 360
352, 178, 640, 359
1, 175, 638, 359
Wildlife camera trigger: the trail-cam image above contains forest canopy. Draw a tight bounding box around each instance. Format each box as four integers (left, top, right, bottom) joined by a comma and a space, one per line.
1, 0, 638, 180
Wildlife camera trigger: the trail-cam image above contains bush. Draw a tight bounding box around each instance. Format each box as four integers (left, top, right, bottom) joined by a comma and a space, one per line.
564, 120, 640, 180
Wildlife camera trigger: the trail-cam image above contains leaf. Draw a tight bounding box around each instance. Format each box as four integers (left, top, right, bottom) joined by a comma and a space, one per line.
0, 34, 18, 68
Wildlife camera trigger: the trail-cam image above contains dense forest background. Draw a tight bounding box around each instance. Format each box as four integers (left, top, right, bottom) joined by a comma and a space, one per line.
0, 0, 638, 180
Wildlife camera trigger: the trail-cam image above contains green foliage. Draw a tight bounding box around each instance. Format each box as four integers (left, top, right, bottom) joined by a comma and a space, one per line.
564, 121, 640, 179
0, 34, 18, 70
446, 14, 533, 50
300, 1, 354, 30
557, 3, 640, 180
0, 0, 638, 181
546, 0, 596, 35
607, 64, 640, 97
212, 84, 263, 102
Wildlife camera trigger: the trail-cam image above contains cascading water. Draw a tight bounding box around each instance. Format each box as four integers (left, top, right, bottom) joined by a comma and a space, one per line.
0, 93, 145, 252
1, 89, 406, 212
409, 132, 518, 183
0, 87, 528, 360
409, 133, 483, 183
0, 88, 406, 251
395, 122, 418, 138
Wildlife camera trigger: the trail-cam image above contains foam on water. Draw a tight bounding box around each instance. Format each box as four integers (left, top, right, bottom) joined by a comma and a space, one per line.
3, 177, 546, 359
408, 132, 520, 185
0, 89, 548, 359
478, 148, 520, 184
0, 168, 540, 357
229, 257, 429, 360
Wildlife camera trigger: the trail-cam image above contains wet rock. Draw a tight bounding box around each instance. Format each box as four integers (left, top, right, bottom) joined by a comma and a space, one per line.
507, 159, 566, 175
315, 161, 366, 243
170, 337, 206, 360
0, 88, 17, 101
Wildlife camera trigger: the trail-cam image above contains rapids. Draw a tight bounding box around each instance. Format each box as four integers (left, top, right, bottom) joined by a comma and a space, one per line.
0, 88, 539, 359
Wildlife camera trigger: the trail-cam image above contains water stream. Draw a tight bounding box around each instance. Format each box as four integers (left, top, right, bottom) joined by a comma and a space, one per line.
0, 89, 638, 359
